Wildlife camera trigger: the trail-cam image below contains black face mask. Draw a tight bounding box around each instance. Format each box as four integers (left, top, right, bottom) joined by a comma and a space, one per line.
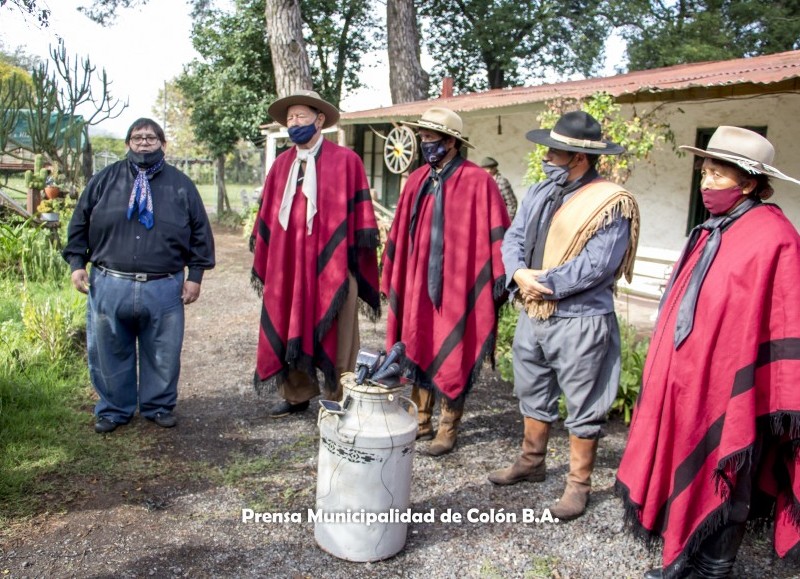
127, 148, 165, 169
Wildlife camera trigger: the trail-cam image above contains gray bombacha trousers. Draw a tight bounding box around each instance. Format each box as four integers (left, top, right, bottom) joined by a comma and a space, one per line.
512, 310, 621, 439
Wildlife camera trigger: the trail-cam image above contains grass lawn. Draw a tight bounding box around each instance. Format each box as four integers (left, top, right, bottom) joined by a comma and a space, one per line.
197, 182, 261, 214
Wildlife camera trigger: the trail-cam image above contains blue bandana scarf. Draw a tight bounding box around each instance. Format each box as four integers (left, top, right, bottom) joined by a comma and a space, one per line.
127, 158, 164, 229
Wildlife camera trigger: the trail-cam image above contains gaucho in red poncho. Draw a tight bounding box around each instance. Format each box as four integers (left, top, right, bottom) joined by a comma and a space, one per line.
381, 107, 510, 456
616, 127, 800, 579
251, 91, 380, 418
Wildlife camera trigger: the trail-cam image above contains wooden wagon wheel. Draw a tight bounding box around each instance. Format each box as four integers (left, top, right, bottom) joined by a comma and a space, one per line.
383, 125, 417, 174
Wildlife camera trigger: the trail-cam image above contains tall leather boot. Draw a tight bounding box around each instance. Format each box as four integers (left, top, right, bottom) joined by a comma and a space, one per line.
487, 417, 550, 485
409, 385, 435, 440
425, 398, 463, 456
691, 522, 746, 578
550, 435, 598, 521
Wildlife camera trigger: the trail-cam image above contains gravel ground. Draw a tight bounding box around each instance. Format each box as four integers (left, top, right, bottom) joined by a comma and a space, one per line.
0, 227, 796, 579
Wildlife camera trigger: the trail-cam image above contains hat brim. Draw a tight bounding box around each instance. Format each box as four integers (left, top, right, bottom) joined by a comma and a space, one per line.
679, 145, 800, 184
400, 120, 475, 149
525, 128, 625, 156
268, 95, 340, 128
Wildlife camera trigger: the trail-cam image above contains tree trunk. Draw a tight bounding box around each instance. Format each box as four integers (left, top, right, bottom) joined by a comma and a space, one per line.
215, 153, 230, 215
265, 0, 313, 97
387, 0, 429, 104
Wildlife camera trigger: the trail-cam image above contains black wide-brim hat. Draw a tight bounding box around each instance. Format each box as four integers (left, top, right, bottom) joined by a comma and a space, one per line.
526, 111, 625, 155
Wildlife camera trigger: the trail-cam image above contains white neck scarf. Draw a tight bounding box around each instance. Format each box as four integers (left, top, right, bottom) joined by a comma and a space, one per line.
278, 136, 324, 234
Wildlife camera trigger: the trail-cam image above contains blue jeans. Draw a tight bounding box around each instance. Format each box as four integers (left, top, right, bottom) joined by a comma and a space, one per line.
87, 267, 185, 423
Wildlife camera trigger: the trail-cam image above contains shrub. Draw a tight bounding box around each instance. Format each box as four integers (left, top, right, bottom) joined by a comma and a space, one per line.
613, 318, 650, 424
0, 217, 68, 283
21, 288, 86, 364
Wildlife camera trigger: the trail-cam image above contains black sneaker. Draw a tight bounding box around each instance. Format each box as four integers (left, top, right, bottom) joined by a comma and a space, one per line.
95, 417, 118, 433
149, 411, 177, 428
269, 399, 310, 418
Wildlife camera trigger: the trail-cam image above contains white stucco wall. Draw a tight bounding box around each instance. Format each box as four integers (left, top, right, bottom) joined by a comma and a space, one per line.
461, 93, 800, 253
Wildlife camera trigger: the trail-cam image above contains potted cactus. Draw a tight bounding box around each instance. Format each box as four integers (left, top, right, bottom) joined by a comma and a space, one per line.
24, 155, 48, 214
24, 154, 48, 192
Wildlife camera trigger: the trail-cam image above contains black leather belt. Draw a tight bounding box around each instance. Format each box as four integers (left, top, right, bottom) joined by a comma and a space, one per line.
96, 265, 172, 282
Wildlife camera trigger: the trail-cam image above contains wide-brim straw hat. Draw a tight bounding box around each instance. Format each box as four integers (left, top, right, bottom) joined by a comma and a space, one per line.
401, 107, 475, 148
268, 90, 340, 129
679, 126, 800, 185
526, 110, 624, 155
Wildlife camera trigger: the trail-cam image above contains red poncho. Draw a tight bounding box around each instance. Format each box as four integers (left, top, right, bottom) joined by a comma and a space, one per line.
251, 140, 380, 391
381, 158, 510, 405
616, 204, 800, 576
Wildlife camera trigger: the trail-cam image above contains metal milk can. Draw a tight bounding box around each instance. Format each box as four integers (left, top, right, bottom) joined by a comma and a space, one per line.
314, 372, 417, 562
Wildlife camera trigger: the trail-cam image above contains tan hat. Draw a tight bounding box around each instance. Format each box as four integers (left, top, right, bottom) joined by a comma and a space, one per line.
679, 126, 800, 185
268, 90, 340, 128
401, 107, 475, 148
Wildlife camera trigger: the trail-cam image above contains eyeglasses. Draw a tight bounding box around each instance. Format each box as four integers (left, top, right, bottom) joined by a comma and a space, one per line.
130, 135, 160, 145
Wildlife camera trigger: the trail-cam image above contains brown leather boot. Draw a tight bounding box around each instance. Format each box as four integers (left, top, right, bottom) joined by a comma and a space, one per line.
409, 385, 435, 440
488, 417, 550, 485
425, 399, 463, 456
550, 435, 598, 521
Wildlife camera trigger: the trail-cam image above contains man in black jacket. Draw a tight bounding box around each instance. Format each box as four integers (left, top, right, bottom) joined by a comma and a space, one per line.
63, 118, 215, 433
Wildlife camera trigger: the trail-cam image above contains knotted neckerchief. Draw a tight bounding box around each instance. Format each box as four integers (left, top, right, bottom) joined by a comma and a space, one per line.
408, 155, 465, 309
524, 168, 598, 268
278, 135, 325, 234
665, 197, 759, 348
127, 158, 165, 230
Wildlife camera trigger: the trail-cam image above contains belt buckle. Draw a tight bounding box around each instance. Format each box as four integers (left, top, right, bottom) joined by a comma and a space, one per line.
135, 273, 147, 282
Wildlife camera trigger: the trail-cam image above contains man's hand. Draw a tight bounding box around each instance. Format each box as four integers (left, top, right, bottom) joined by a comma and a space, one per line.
182, 281, 201, 305
71, 269, 90, 294
513, 268, 554, 301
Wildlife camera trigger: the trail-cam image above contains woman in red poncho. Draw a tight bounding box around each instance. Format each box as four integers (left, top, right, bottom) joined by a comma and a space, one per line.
616, 126, 800, 578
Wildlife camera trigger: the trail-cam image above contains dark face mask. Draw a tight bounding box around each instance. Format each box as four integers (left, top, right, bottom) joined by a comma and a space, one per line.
288, 122, 318, 145
541, 159, 571, 186
127, 148, 165, 169
421, 139, 448, 166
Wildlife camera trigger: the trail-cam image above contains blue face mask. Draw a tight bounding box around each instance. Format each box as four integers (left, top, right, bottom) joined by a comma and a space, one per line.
541, 160, 570, 185
421, 139, 448, 166
288, 122, 318, 145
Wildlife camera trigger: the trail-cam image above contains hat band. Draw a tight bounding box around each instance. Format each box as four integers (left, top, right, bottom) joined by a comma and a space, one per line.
416, 119, 462, 138
550, 130, 607, 150
705, 147, 764, 167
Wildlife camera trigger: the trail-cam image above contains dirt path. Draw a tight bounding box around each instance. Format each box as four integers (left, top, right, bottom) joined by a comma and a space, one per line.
0, 228, 794, 578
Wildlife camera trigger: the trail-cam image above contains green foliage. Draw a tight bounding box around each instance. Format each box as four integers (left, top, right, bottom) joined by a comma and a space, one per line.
0, 216, 68, 282
524, 92, 674, 186
90, 135, 126, 158
152, 79, 208, 161
0, 274, 100, 522
241, 203, 259, 241
301, 0, 378, 103
180, 0, 275, 156
612, 317, 649, 425
216, 209, 245, 229
419, 0, 609, 92
3, 41, 126, 190
619, 0, 800, 71
21, 288, 85, 364
495, 302, 518, 383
